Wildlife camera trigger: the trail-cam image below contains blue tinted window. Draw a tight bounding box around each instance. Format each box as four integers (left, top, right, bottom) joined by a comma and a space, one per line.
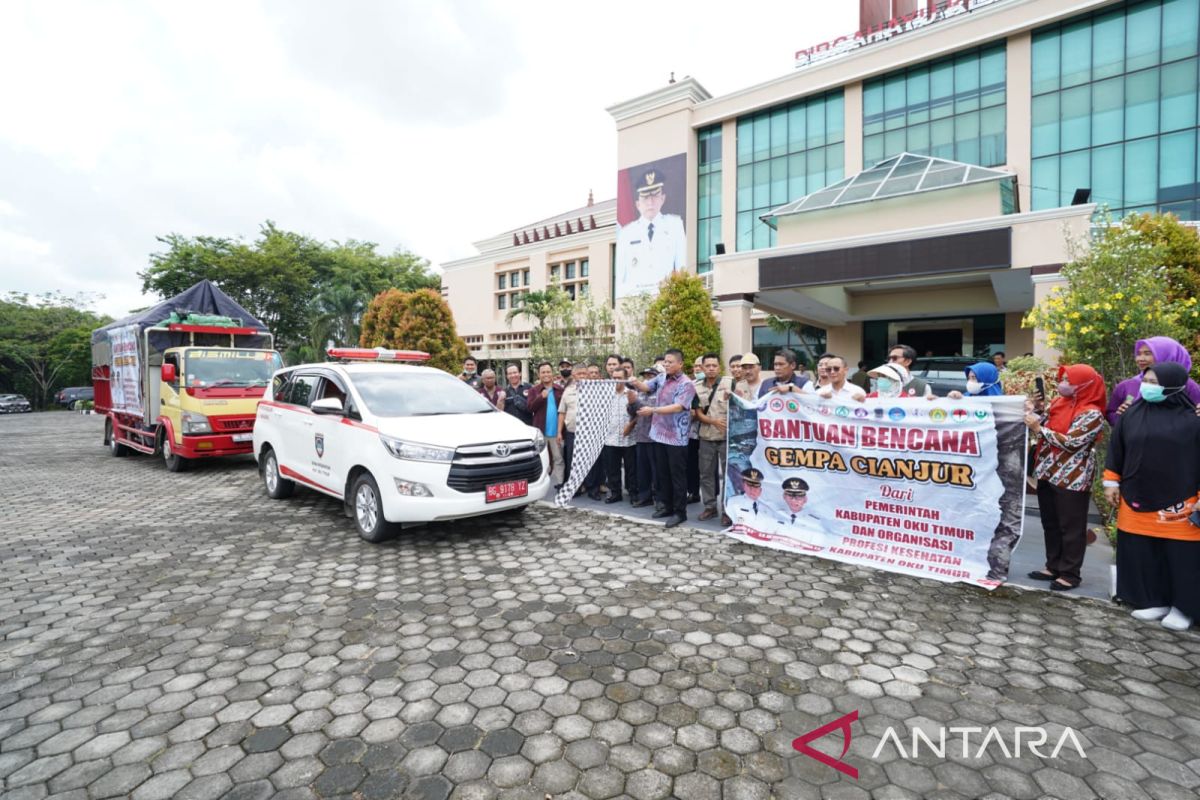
1030, 0, 1200, 219
697, 125, 723, 273
863, 44, 1006, 168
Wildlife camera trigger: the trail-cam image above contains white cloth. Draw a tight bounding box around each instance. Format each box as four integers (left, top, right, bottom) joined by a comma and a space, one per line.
805, 382, 867, 401
614, 213, 686, 298
726, 493, 779, 529
604, 390, 636, 448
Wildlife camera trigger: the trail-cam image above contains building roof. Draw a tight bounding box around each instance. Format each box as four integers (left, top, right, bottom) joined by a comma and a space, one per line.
762, 153, 1016, 227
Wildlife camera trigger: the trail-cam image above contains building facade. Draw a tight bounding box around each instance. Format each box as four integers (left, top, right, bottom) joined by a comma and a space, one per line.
446, 0, 1200, 373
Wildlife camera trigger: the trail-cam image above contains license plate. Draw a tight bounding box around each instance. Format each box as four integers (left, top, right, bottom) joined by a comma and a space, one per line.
486, 480, 528, 503
232, 433, 253, 442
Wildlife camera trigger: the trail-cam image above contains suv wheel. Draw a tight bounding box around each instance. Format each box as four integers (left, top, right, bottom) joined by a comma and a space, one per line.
261, 447, 294, 499
352, 473, 395, 543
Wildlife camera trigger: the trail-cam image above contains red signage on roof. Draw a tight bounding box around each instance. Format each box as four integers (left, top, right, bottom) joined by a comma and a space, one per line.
794, 0, 1010, 68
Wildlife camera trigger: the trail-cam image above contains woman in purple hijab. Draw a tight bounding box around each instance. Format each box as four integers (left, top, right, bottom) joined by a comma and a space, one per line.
1106, 336, 1200, 426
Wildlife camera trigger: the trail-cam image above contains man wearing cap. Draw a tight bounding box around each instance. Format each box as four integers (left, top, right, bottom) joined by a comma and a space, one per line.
615, 168, 686, 298
725, 467, 777, 530
735, 353, 766, 401
865, 362, 907, 399
775, 477, 822, 527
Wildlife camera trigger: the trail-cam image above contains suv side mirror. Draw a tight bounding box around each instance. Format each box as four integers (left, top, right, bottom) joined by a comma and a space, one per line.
311, 397, 344, 416
161, 363, 177, 383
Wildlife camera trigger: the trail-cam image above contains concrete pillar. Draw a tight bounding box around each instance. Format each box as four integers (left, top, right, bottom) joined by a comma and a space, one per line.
1031, 274, 1066, 363
1004, 311, 1034, 358
718, 298, 755, 368
825, 324, 864, 366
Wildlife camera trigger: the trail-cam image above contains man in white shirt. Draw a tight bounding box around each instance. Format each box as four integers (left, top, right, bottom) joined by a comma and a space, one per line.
734, 353, 767, 401
808, 353, 866, 402
726, 467, 778, 530
615, 168, 686, 298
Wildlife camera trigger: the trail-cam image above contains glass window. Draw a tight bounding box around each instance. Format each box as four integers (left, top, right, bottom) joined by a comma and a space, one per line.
1032, 31, 1061, 95
1060, 85, 1091, 151
352, 372, 492, 418
497, 273, 506, 290
1160, 58, 1198, 132
1060, 21, 1093, 87
1126, 137, 1159, 206
1126, 68, 1160, 140
1091, 143, 1123, 212
1163, 0, 1200, 62
550, 265, 560, 281
1032, 93, 1060, 157
565, 262, 576, 280
1126, 2, 1162, 72
523, 269, 530, 286
580, 259, 589, 278
1091, 11, 1125, 80
1032, 156, 1060, 209
497, 294, 506, 310
1159, 130, 1196, 200
1091, 76, 1124, 145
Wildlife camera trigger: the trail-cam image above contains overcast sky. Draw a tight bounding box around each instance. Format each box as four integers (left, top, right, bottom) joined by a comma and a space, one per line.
0, 1, 852, 318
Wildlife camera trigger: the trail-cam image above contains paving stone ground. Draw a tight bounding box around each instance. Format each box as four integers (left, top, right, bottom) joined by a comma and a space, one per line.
3, 412, 1200, 800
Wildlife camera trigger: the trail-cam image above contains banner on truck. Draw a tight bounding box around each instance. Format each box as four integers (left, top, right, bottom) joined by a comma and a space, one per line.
108, 324, 143, 417
724, 393, 1027, 589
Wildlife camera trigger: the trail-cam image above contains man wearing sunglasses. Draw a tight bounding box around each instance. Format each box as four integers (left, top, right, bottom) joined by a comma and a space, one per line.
885, 344, 934, 398
812, 354, 867, 402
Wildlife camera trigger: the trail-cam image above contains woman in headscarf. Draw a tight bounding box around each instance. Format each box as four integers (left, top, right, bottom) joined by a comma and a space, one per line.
864, 363, 905, 399
947, 361, 1004, 398
1024, 364, 1107, 591
1106, 336, 1200, 426
1104, 362, 1200, 630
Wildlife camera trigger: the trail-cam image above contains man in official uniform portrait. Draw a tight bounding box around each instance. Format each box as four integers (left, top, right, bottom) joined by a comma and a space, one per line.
725, 467, 777, 530
615, 167, 686, 297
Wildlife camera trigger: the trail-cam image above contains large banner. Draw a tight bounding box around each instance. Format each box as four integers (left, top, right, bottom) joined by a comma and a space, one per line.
724, 393, 1027, 589
615, 152, 686, 299
108, 324, 142, 417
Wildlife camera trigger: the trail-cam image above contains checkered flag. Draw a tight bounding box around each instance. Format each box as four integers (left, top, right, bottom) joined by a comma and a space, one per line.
553, 380, 620, 507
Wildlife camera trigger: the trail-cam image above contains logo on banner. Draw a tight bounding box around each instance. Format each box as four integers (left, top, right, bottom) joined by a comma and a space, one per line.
854, 407, 869, 418
929, 408, 948, 422
952, 408, 971, 423
315, 434, 325, 458
770, 398, 785, 412
887, 407, 905, 421
787, 400, 800, 413
835, 406, 850, 417
818, 404, 832, 415
974, 409, 989, 420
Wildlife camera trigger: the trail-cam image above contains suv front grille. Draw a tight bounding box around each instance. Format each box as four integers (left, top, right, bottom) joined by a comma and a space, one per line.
446, 440, 542, 493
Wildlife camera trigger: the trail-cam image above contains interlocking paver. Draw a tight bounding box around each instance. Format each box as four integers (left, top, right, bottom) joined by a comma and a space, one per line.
4, 414, 1200, 799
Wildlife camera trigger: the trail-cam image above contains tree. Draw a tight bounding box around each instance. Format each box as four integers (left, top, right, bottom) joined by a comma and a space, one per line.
139, 221, 439, 350
530, 294, 614, 366
0, 292, 111, 408
1023, 212, 1200, 385
615, 293, 669, 370
505, 287, 570, 329
360, 288, 470, 374
645, 272, 721, 367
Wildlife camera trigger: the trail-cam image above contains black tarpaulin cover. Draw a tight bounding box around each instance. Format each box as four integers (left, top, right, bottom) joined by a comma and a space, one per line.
92, 280, 268, 344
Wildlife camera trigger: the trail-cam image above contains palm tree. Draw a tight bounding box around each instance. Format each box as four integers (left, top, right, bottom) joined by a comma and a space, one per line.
505, 287, 570, 329
316, 284, 366, 346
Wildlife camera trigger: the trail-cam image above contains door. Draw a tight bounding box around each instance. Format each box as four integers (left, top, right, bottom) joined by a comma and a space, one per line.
275, 373, 321, 484
306, 376, 350, 497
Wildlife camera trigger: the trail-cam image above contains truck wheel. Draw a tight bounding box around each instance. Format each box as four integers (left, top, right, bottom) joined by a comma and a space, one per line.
261, 447, 294, 499
351, 473, 395, 544
106, 419, 127, 457
161, 434, 189, 472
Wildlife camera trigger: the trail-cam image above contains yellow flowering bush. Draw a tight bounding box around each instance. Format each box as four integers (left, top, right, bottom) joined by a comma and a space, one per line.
1024, 212, 1200, 386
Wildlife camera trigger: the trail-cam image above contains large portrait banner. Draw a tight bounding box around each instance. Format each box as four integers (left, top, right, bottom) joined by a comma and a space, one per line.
108, 324, 143, 417
724, 393, 1028, 589
615, 152, 687, 299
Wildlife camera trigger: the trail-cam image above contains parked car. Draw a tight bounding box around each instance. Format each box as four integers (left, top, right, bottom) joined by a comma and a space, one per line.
0, 394, 32, 413
253, 348, 550, 543
54, 386, 93, 408
908, 357, 977, 396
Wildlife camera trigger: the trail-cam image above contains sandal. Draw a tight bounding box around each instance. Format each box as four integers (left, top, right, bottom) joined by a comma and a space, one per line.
1049, 579, 1077, 591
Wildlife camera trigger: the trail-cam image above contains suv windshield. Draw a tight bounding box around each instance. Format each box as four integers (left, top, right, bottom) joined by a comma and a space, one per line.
184, 349, 282, 387
351, 371, 494, 417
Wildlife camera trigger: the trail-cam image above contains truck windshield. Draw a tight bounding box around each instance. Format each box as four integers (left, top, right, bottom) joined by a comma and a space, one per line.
184, 349, 282, 387
351, 371, 495, 417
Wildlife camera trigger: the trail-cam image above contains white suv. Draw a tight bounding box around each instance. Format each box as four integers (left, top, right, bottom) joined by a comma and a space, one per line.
253, 353, 549, 542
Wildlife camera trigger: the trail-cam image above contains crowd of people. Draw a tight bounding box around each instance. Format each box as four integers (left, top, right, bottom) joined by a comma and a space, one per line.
456, 335, 1200, 631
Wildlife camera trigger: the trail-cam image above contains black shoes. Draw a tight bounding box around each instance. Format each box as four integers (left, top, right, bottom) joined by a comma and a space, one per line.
664, 515, 687, 528
1026, 570, 1057, 581
604, 495, 623, 504
630, 499, 653, 508
586, 490, 602, 501
651, 509, 673, 519
686, 494, 700, 504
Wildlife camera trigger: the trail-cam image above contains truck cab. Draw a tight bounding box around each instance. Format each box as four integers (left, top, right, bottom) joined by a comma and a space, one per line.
157, 345, 283, 469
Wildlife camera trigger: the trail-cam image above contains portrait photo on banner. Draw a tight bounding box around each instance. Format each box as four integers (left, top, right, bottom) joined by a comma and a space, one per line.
614, 152, 687, 299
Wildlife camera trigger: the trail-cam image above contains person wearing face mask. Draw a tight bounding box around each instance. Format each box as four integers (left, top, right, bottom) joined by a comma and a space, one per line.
947, 362, 1004, 398
1104, 363, 1200, 631
1024, 364, 1107, 592
459, 357, 482, 389
865, 363, 906, 399
1106, 336, 1200, 426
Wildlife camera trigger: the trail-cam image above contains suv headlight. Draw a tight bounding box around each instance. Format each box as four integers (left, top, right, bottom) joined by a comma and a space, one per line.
380, 435, 455, 462
181, 411, 212, 434
533, 429, 546, 453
